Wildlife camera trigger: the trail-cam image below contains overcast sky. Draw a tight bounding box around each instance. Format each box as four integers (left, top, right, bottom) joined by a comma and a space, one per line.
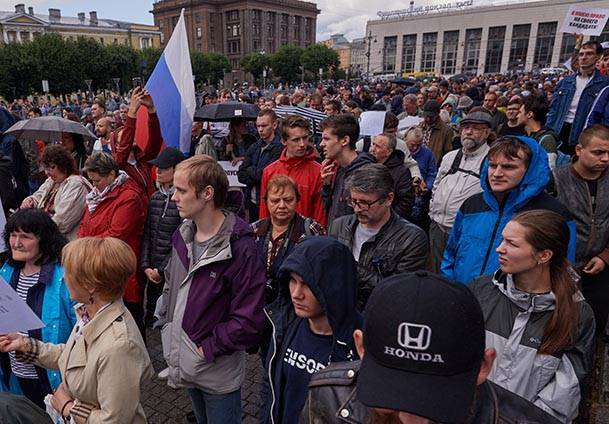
0, 0, 534, 41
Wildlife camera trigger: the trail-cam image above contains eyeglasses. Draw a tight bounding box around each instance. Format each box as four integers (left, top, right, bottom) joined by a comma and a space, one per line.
347, 197, 385, 211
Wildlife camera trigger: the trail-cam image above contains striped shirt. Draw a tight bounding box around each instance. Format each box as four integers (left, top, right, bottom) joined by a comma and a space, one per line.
9, 271, 40, 379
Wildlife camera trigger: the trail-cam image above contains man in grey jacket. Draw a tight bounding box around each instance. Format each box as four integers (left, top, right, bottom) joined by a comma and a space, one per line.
428, 110, 491, 271
329, 163, 428, 310
555, 124, 609, 334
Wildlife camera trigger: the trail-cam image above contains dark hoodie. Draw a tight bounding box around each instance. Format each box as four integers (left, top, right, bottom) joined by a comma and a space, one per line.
322, 152, 376, 223
383, 149, 414, 219
263, 236, 360, 424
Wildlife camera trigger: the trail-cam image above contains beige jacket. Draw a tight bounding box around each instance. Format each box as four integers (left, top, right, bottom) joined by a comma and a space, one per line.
28, 175, 91, 240
19, 300, 154, 423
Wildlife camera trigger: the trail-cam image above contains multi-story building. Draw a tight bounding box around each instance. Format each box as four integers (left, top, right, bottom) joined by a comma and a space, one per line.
367, 0, 609, 76
350, 37, 367, 77
152, 0, 320, 80
0, 3, 161, 49
320, 33, 351, 71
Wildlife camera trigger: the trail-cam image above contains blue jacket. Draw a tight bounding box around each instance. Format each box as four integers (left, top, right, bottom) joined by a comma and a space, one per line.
441, 136, 577, 284
586, 84, 609, 128
0, 262, 76, 393
411, 145, 438, 190
263, 236, 361, 423
545, 70, 609, 146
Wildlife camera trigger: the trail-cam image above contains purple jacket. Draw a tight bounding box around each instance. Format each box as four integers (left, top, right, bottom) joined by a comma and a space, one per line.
158, 212, 266, 391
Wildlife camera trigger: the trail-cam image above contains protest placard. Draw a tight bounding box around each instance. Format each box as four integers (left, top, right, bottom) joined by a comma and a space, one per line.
560, 5, 609, 36
359, 111, 387, 136
219, 161, 246, 187
0, 277, 45, 334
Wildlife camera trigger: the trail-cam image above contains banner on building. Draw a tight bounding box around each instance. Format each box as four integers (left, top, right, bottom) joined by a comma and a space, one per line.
560, 5, 609, 36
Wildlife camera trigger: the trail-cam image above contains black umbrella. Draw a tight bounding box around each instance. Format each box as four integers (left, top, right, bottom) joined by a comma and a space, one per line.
4, 116, 97, 142
194, 102, 259, 122
390, 77, 416, 86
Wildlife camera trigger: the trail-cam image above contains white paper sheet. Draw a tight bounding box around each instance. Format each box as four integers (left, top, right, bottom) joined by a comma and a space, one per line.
0, 276, 45, 333
359, 111, 387, 136
560, 5, 609, 36
218, 161, 246, 187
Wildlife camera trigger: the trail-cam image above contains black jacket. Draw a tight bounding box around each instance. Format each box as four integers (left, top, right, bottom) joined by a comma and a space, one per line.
263, 236, 361, 424
329, 212, 428, 309
300, 360, 562, 424
322, 152, 375, 224
383, 149, 414, 219
140, 187, 182, 273
0, 156, 18, 215
237, 134, 283, 203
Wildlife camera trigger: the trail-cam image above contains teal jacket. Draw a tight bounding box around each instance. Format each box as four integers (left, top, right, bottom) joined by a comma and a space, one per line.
0, 262, 76, 393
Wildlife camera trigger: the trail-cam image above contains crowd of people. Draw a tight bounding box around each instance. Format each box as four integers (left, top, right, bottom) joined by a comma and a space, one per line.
0, 37, 607, 424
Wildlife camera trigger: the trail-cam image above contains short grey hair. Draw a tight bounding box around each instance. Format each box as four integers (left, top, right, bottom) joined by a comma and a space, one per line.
403, 94, 417, 104
374, 133, 397, 151
405, 126, 423, 141
345, 163, 394, 198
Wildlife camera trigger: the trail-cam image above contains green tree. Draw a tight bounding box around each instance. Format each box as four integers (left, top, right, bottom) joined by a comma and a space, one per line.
100, 43, 139, 90
240, 52, 270, 81
271, 44, 304, 83
138, 47, 162, 80
301, 44, 340, 75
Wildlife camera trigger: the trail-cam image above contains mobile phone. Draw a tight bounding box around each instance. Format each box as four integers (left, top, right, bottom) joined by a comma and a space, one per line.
132, 77, 143, 89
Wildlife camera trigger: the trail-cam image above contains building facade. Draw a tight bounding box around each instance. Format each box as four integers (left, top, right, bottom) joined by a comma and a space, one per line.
320, 33, 351, 71
350, 37, 367, 77
152, 0, 319, 79
367, 0, 609, 76
0, 4, 160, 49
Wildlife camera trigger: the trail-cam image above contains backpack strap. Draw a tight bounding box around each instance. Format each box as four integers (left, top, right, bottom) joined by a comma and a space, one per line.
445, 149, 481, 179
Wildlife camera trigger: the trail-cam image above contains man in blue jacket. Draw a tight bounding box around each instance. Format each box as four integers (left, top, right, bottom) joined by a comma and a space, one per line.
237, 109, 283, 221
441, 136, 577, 284
263, 236, 360, 424
546, 40, 609, 155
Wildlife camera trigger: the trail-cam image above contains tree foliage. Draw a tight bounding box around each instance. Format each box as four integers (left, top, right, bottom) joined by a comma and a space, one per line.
301, 44, 340, 74
0, 34, 231, 99
240, 53, 270, 81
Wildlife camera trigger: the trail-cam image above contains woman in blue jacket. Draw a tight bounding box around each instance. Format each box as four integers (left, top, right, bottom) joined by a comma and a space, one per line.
0, 208, 75, 408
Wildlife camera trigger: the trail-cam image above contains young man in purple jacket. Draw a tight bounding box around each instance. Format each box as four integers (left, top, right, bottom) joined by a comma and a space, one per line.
156, 155, 266, 424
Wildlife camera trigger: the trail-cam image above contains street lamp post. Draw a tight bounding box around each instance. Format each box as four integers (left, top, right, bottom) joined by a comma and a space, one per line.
112, 78, 121, 95
364, 30, 376, 77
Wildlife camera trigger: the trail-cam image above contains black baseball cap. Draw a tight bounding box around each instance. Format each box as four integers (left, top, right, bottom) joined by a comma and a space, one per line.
148, 147, 185, 169
422, 100, 440, 117
356, 271, 486, 423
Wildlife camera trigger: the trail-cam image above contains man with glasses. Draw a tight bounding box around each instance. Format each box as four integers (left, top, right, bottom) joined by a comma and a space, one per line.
428, 110, 492, 272
329, 163, 428, 310
498, 97, 526, 137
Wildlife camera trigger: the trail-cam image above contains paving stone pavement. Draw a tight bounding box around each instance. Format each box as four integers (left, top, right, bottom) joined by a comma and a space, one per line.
142, 328, 264, 423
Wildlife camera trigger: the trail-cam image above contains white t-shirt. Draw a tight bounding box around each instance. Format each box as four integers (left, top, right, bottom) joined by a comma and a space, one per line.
564, 74, 590, 123
352, 224, 380, 262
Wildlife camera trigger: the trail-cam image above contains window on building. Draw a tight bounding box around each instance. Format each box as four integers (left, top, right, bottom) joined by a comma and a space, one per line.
196, 27, 202, 38
267, 23, 274, 37
227, 24, 240, 37
441, 30, 459, 75
141, 37, 150, 48
281, 14, 288, 24
268, 39, 274, 53
508, 24, 531, 70
401, 34, 417, 73
160, 33, 165, 43
421, 32, 437, 73
559, 33, 576, 64
281, 26, 288, 39
253, 39, 260, 51
252, 23, 260, 36
196, 43, 202, 51
382, 36, 397, 72
231, 58, 240, 69
293, 27, 300, 39
227, 10, 239, 21
171, 16, 179, 29
229, 40, 240, 53
195, 12, 201, 23
252, 10, 261, 21
485, 26, 506, 73
534, 22, 557, 68
267, 11, 274, 21
463, 28, 482, 73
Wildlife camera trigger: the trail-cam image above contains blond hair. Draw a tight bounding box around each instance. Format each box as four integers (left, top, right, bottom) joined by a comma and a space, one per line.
175, 155, 228, 208
62, 237, 136, 300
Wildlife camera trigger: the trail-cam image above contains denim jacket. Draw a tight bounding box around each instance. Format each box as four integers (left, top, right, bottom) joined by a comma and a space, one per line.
545, 70, 609, 146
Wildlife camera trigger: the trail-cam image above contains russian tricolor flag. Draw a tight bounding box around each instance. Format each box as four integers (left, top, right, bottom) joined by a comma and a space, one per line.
146, 9, 195, 153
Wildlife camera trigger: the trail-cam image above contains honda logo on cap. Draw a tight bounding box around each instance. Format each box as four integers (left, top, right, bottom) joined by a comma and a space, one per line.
397, 323, 431, 351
